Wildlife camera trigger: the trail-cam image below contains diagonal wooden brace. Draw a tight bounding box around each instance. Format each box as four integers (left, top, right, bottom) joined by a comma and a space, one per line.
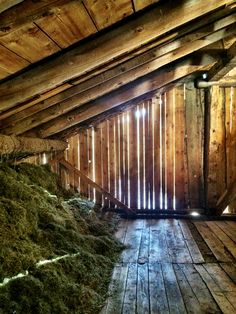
59, 158, 135, 215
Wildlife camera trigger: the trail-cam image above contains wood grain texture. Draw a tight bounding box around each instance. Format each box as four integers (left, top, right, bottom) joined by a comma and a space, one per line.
35, 1, 96, 48
0, 0, 231, 111
133, 0, 160, 11
83, 0, 133, 29
0, 0, 24, 13
185, 83, 204, 208
174, 86, 186, 209
205, 86, 227, 210
0, 22, 60, 63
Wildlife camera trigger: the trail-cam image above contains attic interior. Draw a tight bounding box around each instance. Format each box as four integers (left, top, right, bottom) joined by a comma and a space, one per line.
0, 0, 236, 313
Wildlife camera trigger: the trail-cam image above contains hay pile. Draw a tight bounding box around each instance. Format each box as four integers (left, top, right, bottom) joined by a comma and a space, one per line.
0, 163, 123, 314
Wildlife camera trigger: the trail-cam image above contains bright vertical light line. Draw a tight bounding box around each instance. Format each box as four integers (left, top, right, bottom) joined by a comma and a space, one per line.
122, 114, 125, 203
42, 153, 47, 165
86, 129, 90, 200
78, 134, 80, 191
118, 116, 121, 201
143, 104, 146, 209
127, 112, 130, 208
230, 87, 233, 133
114, 123, 117, 199
137, 106, 140, 209
92, 127, 96, 202
152, 101, 155, 209
164, 93, 167, 210
107, 121, 110, 193
160, 95, 163, 209
173, 91, 176, 210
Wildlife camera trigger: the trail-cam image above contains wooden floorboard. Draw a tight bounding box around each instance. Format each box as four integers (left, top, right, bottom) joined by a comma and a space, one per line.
101, 219, 236, 314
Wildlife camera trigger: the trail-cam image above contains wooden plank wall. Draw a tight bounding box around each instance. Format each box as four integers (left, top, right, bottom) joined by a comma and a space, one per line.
18, 84, 236, 214
206, 86, 236, 212
62, 84, 205, 211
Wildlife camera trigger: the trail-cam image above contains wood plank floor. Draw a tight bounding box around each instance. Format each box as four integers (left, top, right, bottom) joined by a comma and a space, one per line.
101, 219, 236, 314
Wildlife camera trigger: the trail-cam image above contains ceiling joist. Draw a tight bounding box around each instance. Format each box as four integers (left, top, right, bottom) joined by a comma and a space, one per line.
0, 0, 235, 140
0, 0, 234, 112
23, 61, 214, 138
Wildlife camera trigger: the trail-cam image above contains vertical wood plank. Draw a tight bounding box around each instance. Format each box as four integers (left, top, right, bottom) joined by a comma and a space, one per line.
225, 88, 236, 186
129, 108, 138, 209
115, 116, 120, 201
95, 126, 102, 204
166, 89, 174, 210
153, 94, 161, 210
73, 134, 79, 191
79, 130, 89, 197
120, 114, 125, 204
175, 86, 185, 209
67, 136, 75, 190
228, 88, 236, 213
145, 101, 151, 209
161, 93, 166, 210
206, 86, 226, 210
87, 128, 93, 200
139, 104, 145, 210
123, 111, 129, 206
148, 100, 154, 209
185, 82, 205, 209
101, 121, 109, 208
109, 118, 115, 208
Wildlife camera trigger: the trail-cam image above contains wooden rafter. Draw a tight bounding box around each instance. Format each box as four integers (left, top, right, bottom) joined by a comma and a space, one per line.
23, 61, 214, 138
208, 40, 236, 80
0, 0, 234, 112
0, 0, 24, 13
1, 13, 235, 134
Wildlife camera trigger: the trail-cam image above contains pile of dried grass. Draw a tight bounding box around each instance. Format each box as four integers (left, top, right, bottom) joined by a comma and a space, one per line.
0, 163, 123, 313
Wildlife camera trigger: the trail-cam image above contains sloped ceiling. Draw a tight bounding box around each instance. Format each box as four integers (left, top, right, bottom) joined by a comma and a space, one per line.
0, 0, 236, 139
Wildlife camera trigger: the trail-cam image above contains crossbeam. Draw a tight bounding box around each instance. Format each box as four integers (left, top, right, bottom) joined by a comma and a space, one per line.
59, 158, 134, 215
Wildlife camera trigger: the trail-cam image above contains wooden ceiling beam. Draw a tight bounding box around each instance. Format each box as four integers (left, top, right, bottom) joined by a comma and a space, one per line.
207, 40, 236, 80
23, 62, 213, 138
0, 0, 24, 14
1, 13, 235, 131
0, 0, 72, 29
0, 0, 234, 112
2, 24, 234, 135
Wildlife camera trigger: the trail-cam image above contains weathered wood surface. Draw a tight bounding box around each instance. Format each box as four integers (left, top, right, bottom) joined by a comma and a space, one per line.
208, 41, 236, 81
101, 218, 236, 314
216, 180, 236, 215
0, 0, 24, 13
2, 12, 234, 133
59, 158, 133, 214
0, 134, 67, 155
185, 83, 205, 208
205, 86, 236, 213
57, 83, 208, 211
24, 62, 212, 138
0, 0, 233, 111
205, 86, 227, 210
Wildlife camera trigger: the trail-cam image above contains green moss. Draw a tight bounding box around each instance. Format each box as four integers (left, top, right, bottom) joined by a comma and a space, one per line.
0, 163, 123, 313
